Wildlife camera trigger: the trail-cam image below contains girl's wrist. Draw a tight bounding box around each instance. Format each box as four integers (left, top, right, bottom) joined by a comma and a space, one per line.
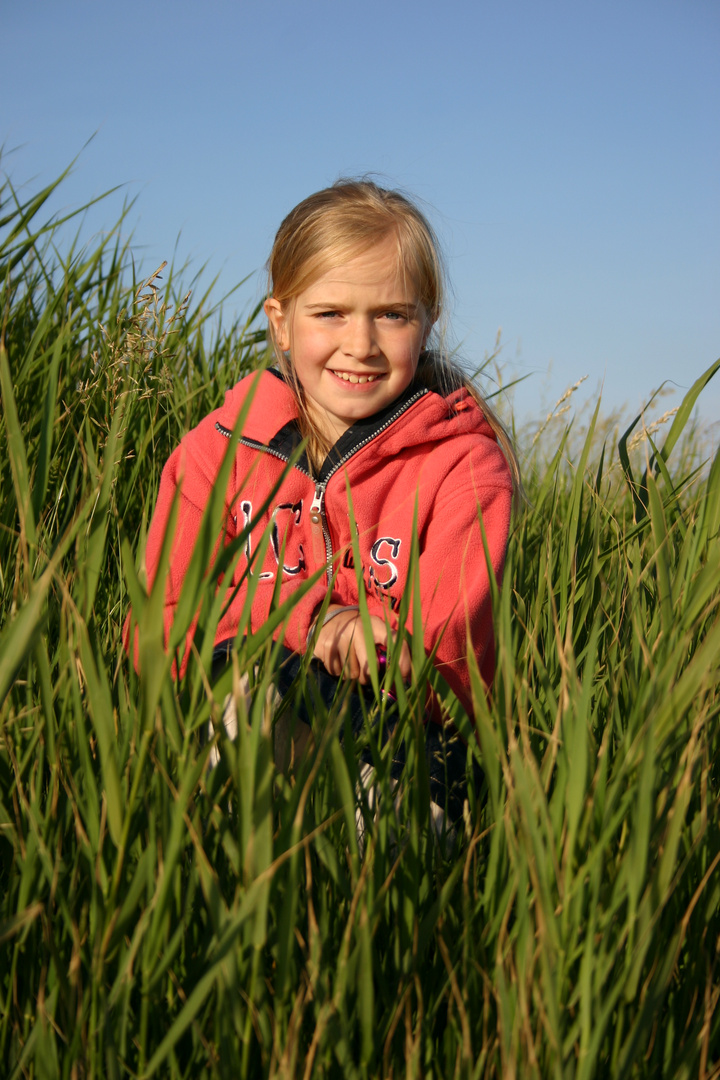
306, 605, 359, 649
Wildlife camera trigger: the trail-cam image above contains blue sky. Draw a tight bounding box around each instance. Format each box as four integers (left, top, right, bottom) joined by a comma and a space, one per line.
2, 0, 719, 435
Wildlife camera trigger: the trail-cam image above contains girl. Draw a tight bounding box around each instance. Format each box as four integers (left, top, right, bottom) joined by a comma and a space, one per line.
140, 180, 518, 822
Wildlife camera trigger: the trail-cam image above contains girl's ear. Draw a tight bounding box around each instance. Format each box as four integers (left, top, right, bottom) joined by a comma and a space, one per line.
264, 298, 290, 351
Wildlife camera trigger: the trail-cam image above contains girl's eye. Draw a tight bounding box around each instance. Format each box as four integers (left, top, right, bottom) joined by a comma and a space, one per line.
317, 311, 339, 319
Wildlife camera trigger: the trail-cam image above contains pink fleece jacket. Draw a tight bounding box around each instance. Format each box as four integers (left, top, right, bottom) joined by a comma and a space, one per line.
137, 369, 513, 720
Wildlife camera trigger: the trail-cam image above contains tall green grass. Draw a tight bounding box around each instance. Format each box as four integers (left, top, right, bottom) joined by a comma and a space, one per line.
1, 169, 718, 1079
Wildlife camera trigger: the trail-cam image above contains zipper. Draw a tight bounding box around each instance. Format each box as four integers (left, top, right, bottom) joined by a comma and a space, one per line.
309, 485, 333, 582
239, 434, 314, 479
317, 387, 427, 485
215, 386, 427, 585
240, 437, 336, 581
307, 388, 427, 583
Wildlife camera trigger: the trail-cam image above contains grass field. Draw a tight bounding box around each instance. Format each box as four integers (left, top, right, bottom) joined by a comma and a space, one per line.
1, 168, 719, 1079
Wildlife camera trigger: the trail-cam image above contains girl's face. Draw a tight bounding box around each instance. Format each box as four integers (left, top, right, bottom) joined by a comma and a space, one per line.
264, 237, 430, 443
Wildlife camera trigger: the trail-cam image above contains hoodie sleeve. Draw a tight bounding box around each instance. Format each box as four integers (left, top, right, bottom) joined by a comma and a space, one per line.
416, 452, 512, 720
145, 440, 203, 628
124, 420, 237, 674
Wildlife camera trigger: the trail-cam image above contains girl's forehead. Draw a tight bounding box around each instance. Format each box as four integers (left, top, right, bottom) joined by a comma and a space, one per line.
304, 238, 419, 294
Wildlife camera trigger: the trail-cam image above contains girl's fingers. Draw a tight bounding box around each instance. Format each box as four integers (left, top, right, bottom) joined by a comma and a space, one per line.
315, 610, 362, 677
314, 610, 415, 684
353, 617, 394, 684
397, 639, 412, 681
350, 618, 380, 684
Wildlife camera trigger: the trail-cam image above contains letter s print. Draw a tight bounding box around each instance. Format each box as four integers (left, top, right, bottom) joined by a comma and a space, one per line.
368, 537, 401, 590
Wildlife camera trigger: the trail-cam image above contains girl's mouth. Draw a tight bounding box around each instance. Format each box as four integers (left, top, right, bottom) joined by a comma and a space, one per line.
330, 369, 383, 385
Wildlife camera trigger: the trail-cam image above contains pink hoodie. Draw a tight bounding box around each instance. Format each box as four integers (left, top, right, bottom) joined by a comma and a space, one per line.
137, 369, 513, 721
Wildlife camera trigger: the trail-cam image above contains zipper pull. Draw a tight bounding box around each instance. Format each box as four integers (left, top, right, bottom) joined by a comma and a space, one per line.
310, 486, 324, 525
309, 484, 329, 570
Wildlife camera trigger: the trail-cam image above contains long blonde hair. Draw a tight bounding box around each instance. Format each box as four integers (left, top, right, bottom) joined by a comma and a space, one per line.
266, 179, 521, 495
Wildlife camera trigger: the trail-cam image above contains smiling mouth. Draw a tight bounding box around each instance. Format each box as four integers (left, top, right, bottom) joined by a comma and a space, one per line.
330, 370, 383, 384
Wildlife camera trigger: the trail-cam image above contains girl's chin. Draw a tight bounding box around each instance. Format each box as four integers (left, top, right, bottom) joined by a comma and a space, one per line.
309, 399, 386, 440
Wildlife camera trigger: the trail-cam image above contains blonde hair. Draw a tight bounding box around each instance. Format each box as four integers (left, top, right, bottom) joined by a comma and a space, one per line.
266, 179, 521, 495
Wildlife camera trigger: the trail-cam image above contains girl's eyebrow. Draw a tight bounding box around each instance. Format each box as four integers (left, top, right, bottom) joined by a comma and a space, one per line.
302, 300, 418, 311
303, 302, 345, 309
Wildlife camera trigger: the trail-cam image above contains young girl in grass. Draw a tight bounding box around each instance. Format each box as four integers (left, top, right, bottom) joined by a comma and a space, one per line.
142, 179, 518, 823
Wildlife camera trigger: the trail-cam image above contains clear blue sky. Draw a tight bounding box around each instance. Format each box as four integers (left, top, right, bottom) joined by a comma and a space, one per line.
3, 0, 719, 434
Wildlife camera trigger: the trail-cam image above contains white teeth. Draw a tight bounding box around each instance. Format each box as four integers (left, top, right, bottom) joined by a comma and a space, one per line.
333, 371, 378, 383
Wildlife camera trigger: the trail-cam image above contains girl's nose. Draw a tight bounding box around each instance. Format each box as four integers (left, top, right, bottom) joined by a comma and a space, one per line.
342, 318, 380, 359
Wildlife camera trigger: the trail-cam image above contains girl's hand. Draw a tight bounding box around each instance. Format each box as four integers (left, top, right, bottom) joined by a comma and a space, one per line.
312, 608, 412, 685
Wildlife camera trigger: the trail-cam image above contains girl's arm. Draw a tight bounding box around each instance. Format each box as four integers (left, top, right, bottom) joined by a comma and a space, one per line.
124, 442, 203, 665
125, 434, 235, 674
417, 475, 512, 714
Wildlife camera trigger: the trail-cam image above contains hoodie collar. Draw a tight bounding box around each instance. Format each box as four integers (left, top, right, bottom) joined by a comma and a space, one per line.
224, 369, 431, 480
